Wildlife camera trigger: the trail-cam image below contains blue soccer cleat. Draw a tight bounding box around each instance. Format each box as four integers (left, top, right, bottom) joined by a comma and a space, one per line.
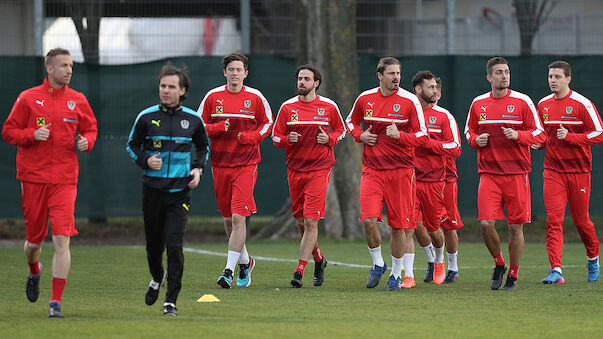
48, 301, 64, 318
366, 263, 388, 289
217, 269, 233, 289
587, 258, 600, 282
542, 270, 565, 284
237, 257, 255, 288
387, 275, 401, 291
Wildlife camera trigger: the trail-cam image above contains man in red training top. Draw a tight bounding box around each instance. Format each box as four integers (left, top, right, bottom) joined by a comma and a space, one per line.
465, 57, 545, 291
411, 71, 461, 286
272, 64, 346, 288
535, 61, 601, 284
346, 57, 428, 291
2, 48, 98, 317
197, 53, 273, 288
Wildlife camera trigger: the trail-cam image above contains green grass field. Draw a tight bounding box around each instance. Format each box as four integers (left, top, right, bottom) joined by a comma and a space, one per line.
1, 239, 601, 338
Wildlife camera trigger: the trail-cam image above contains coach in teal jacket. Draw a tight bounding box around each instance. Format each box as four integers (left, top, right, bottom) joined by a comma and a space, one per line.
126, 63, 208, 316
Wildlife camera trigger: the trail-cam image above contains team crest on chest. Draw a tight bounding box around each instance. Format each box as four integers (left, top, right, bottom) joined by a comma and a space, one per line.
317, 108, 325, 115
393, 104, 401, 112
544, 113, 549, 121
244, 100, 251, 108
566, 106, 573, 114
291, 109, 299, 122
429, 116, 437, 124
67, 101, 76, 110
507, 105, 515, 113
36, 117, 46, 126
153, 139, 161, 148
480, 112, 487, 121
181, 120, 190, 129
365, 109, 373, 117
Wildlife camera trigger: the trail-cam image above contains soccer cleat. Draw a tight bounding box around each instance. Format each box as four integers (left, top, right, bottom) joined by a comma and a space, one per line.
587, 258, 600, 282
401, 276, 416, 288
490, 265, 507, 290
217, 269, 234, 289
290, 271, 303, 288
502, 276, 518, 290
145, 272, 165, 305
423, 262, 434, 283
542, 270, 565, 284
433, 262, 445, 285
366, 263, 388, 288
443, 270, 459, 284
48, 301, 64, 318
26, 263, 42, 303
313, 259, 328, 287
387, 275, 401, 291
237, 257, 255, 288
163, 302, 177, 316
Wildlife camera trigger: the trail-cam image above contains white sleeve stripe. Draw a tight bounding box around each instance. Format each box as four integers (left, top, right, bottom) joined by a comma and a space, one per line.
443, 142, 460, 149
532, 129, 543, 137
272, 135, 281, 143
588, 131, 602, 139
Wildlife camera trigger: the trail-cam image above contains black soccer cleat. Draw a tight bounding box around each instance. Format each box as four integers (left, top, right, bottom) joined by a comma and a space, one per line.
145, 272, 165, 305
490, 265, 507, 290
313, 259, 327, 286
291, 271, 303, 288
502, 276, 518, 291
217, 269, 234, 289
443, 270, 459, 284
163, 302, 178, 316
423, 262, 434, 283
48, 301, 64, 318
26, 274, 41, 303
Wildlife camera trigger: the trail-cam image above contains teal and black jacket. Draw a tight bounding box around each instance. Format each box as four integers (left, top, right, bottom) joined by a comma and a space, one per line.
127, 104, 209, 192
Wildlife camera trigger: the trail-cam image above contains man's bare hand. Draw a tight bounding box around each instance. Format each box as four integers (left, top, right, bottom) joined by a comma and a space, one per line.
360, 125, 377, 146
34, 123, 52, 141
147, 152, 162, 170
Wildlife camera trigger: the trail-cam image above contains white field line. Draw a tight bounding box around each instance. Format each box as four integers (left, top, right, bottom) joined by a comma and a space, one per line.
129, 246, 585, 270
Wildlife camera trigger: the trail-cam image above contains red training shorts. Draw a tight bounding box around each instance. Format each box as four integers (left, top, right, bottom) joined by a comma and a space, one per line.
477, 173, 531, 224
21, 182, 78, 243
359, 166, 416, 229
287, 168, 331, 220
442, 179, 464, 230
212, 165, 258, 217
414, 180, 446, 232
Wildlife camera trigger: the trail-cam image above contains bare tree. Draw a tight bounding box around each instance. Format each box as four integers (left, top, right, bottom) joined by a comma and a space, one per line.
64, 0, 103, 64
257, 0, 362, 239
513, 0, 558, 55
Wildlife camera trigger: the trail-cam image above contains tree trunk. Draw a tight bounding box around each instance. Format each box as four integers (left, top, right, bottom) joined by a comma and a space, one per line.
260, 0, 361, 239
513, 0, 558, 56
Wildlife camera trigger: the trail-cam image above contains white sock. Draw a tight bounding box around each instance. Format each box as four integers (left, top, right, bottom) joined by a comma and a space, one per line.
239, 245, 250, 265
402, 253, 415, 278
447, 251, 458, 272
226, 250, 240, 271
391, 256, 403, 279
553, 266, 562, 274
421, 244, 435, 263
434, 245, 445, 264
369, 246, 385, 267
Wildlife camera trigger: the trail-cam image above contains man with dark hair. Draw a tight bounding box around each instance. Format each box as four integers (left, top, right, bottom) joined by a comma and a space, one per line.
411, 71, 462, 286
535, 60, 601, 284
2, 47, 98, 317
346, 57, 428, 291
465, 57, 545, 290
127, 62, 209, 316
272, 64, 345, 288
198, 52, 273, 289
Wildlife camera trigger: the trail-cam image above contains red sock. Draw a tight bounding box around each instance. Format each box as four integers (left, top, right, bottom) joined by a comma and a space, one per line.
492, 252, 505, 266
312, 247, 323, 262
28, 261, 41, 276
509, 265, 519, 278
295, 260, 308, 275
51, 277, 66, 304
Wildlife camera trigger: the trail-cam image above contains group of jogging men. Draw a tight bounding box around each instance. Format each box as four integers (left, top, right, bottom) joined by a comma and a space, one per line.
2, 48, 600, 317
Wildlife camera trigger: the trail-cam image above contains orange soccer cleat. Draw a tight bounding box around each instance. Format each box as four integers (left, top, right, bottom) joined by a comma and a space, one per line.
401, 276, 416, 288
434, 262, 445, 285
